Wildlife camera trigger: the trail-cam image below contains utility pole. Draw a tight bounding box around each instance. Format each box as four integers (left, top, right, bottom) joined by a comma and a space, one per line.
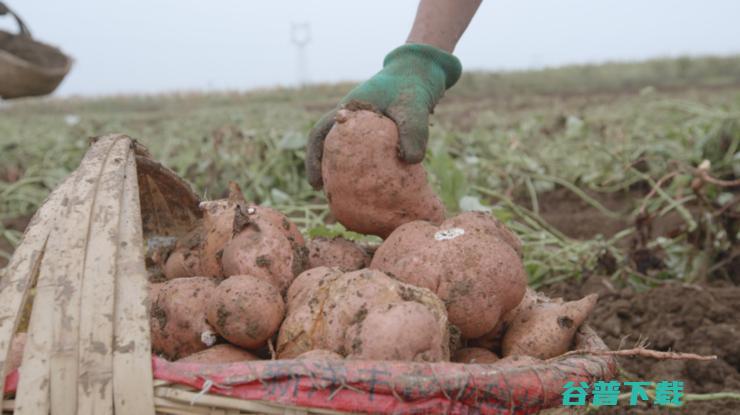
290, 22, 311, 87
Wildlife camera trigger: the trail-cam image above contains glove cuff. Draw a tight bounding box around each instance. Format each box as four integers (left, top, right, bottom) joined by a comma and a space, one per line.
383, 43, 462, 89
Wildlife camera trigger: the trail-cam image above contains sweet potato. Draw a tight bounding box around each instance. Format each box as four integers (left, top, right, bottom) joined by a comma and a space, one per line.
150, 277, 218, 360
206, 275, 285, 349
284, 265, 334, 307
345, 301, 447, 361
371, 212, 527, 339
307, 237, 370, 271
277, 267, 450, 362
452, 347, 499, 364
321, 109, 446, 238
5, 332, 27, 374
148, 282, 164, 309
176, 344, 259, 364
163, 227, 203, 280
253, 204, 305, 246
445, 211, 523, 256
296, 349, 344, 361
221, 218, 307, 293
199, 196, 239, 278
502, 294, 598, 359
468, 287, 543, 350
197, 182, 307, 284
146, 235, 178, 277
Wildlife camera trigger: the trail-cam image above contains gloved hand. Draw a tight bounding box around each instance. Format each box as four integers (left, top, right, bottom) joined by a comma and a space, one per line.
305, 43, 462, 189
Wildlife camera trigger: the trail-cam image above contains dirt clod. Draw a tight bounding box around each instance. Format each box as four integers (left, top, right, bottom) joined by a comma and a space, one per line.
545, 276, 740, 413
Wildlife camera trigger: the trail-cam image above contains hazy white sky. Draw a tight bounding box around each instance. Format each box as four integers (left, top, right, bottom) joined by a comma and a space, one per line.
3, 0, 740, 96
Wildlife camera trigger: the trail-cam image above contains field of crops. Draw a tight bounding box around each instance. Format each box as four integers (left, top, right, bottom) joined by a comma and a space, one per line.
1, 55, 739, 411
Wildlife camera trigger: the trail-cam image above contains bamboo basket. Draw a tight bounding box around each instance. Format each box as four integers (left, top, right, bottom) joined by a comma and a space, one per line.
0, 2, 72, 99
0, 135, 617, 414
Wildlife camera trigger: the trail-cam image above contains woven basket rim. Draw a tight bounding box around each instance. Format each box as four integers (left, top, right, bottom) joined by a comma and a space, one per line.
0, 48, 72, 76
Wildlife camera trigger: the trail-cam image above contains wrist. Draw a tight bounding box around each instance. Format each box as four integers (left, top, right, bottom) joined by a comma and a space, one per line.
383, 44, 462, 90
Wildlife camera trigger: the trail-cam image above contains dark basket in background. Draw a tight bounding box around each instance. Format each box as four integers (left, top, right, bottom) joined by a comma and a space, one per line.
0, 2, 72, 99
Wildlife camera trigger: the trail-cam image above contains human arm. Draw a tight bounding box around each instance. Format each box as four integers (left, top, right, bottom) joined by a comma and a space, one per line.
406, 0, 482, 52
305, 0, 481, 189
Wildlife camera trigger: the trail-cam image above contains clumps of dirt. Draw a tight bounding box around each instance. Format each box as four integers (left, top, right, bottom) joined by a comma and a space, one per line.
522, 187, 696, 243
0, 32, 68, 68
544, 276, 740, 394
527, 188, 631, 240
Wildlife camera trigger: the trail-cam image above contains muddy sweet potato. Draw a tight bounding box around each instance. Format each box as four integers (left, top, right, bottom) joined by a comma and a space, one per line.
452, 347, 499, 364
198, 197, 239, 278
150, 277, 218, 360
371, 212, 527, 339
277, 267, 450, 362
221, 218, 307, 294
176, 343, 259, 364
196, 184, 307, 293
345, 301, 448, 361
307, 237, 370, 271
446, 210, 523, 256
175, 182, 307, 289
163, 227, 203, 280
321, 110, 446, 238
206, 274, 285, 349
502, 294, 598, 359
468, 287, 544, 350
253, 204, 305, 246
148, 282, 164, 309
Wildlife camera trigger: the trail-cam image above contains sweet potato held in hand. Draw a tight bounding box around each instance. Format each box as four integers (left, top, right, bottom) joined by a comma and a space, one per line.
321, 110, 446, 238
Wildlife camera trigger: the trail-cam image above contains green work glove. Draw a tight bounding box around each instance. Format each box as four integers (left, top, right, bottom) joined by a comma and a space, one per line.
305, 43, 462, 189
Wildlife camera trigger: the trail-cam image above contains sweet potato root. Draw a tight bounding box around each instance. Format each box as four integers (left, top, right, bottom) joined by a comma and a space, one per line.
277, 267, 450, 362
176, 343, 259, 364
345, 301, 447, 361
307, 237, 370, 271
468, 287, 544, 350
371, 212, 527, 339
206, 275, 285, 349
502, 294, 598, 359
321, 110, 446, 238
221, 219, 307, 293
150, 277, 218, 360
162, 227, 203, 280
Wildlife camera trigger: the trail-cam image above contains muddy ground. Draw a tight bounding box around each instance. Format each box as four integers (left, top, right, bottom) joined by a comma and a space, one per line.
539, 188, 739, 414
545, 276, 740, 414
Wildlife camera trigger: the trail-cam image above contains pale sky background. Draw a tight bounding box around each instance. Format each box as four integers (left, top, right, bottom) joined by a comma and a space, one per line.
2, 0, 740, 96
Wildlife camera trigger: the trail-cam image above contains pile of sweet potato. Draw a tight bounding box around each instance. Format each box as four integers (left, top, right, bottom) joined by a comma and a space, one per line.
147, 110, 598, 366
